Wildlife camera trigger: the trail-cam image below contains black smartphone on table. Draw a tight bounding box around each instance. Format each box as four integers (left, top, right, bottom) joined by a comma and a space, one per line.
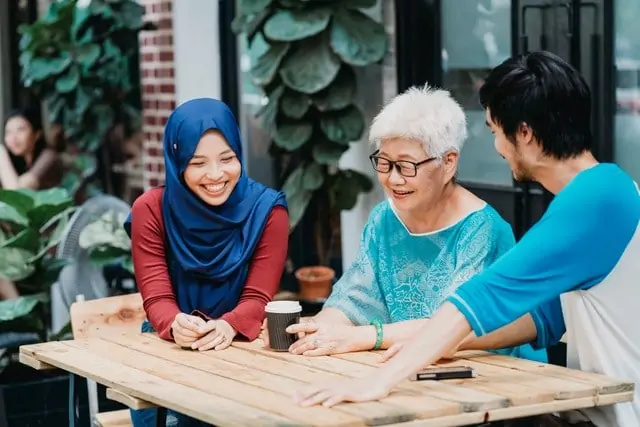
409, 366, 476, 381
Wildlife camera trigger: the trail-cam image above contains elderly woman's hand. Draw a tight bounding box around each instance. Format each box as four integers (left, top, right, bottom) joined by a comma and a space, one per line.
287, 322, 374, 356
191, 319, 237, 351
260, 316, 316, 348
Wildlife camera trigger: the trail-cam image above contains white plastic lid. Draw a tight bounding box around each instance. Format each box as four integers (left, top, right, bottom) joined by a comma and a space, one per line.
265, 300, 302, 314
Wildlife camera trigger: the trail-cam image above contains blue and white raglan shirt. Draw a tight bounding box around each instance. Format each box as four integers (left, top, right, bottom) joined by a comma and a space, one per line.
447, 163, 640, 427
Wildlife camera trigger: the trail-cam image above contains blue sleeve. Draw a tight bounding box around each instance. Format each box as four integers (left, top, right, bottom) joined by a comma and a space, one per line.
448, 210, 515, 289
447, 175, 638, 337
323, 213, 391, 326
530, 297, 565, 349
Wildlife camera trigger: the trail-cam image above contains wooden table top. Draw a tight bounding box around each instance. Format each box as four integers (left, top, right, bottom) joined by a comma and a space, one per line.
19, 332, 634, 427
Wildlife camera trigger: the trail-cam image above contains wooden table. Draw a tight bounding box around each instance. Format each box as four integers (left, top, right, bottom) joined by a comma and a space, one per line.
19, 331, 634, 426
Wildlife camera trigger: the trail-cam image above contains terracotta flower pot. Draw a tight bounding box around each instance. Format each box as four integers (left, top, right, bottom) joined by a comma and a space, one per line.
294, 266, 335, 301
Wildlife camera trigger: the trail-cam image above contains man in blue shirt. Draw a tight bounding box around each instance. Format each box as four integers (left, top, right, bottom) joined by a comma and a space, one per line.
292, 51, 640, 427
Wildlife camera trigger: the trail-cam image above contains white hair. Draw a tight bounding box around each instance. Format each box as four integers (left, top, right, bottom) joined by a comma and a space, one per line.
369, 84, 468, 157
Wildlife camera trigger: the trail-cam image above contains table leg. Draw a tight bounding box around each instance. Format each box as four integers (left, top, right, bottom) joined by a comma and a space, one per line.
155, 407, 167, 427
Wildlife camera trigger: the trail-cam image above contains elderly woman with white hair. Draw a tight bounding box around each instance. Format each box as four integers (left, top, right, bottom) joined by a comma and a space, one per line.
262, 85, 547, 362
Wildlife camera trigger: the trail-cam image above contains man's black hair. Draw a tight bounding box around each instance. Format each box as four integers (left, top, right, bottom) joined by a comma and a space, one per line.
479, 50, 592, 159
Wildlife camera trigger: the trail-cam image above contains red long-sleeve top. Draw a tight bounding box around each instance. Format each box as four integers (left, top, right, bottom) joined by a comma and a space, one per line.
129, 187, 289, 341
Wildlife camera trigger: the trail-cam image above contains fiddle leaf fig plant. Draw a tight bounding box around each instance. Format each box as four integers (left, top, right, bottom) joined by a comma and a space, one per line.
233, 0, 385, 241
19, 0, 152, 196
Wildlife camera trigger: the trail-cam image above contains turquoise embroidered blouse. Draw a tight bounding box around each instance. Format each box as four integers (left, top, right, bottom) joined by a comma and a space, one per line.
324, 200, 547, 362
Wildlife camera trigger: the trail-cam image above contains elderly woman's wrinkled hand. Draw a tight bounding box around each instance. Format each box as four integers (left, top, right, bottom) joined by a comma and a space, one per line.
286, 322, 365, 356
260, 316, 316, 348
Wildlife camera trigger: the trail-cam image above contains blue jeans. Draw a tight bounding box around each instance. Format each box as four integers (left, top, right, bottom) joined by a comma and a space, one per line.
129, 321, 211, 427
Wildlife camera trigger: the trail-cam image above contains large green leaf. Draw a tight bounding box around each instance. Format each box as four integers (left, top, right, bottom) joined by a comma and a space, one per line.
282, 166, 312, 231
274, 122, 313, 151
320, 105, 365, 144
239, 0, 273, 15
28, 55, 72, 81
330, 169, 373, 210
118, 1, 145, 30
27, 188, 74, 230
312, 65, 356, 112
302, 163, 324, 191
0, 190, 35, 215
0, 295, 39, 322
279, 35, 341, 94
0, 294, 45, 334
264, 8, 332, 41
256, 85, 285, 137
0, 204, 28, 228
281, 90, 311, 119
312, 139, 349, 164
75, 43, 101, 68
1, 228, 39, 253
251, 42, 290, 86
330, 8, 387, 66
55, 65, 80, 93
0, 247, 36, 281
343, 0, 378, 8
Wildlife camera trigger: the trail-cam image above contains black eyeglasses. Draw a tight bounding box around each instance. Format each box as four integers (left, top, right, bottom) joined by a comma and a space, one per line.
369, 151, 437, 177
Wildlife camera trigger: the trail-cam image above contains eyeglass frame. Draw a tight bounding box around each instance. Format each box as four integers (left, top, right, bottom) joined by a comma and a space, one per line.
368, 150, 438, 177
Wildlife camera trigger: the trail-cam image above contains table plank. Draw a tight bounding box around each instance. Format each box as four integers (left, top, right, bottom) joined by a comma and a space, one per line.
336, 351, 597, 401
454, 351, 635, 395
65, 338, 364, 427
235, 339, 511, 412
19, 342, 302, 427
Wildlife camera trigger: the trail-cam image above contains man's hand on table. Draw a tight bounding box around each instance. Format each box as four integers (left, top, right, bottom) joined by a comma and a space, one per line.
292, 375, 393, 407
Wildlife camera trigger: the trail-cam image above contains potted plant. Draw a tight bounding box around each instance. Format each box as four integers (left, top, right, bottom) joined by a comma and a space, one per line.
18, 0, 152, 199
0, 188, 76, 343
233, 0, 386, 299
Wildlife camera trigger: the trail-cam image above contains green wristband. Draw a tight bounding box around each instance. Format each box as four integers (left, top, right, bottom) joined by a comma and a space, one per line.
370, 319, 383, 350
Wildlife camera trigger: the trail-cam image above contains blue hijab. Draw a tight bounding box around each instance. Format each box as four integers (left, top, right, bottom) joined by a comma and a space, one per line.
124, 98, 286, 318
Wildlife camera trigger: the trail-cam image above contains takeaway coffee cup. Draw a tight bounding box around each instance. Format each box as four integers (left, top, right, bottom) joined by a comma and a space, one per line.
265, 301, 302, 351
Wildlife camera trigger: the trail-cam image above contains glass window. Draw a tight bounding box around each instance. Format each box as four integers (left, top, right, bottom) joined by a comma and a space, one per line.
614, 0, 640, 183
441, 0, 513, 186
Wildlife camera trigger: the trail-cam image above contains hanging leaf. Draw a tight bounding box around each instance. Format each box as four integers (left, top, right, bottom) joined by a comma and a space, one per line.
312, 139, 349, 165
27, 55, 72, 81
0, 295, 40, 322
75, 43, 101, 68
264, 8, 332, 41
274, 122, 313, 151
330, 8, 387, 66
312, 65, 356, 112
330, 169, 373, 210
1, 228, 39, 253
282, 166, 313, 231
302, 163, 324, 190
343, 0, 378, 8
239, 0, 273, 15
280, 35, 341, 94
320, 105, 365, 144
55, 65, 80, 93
281, 90, 311, 119
250, 42, 290, 86
0, 247, 36, 281
0, 190, 35, 215
0, 204, 29, 228
256, 85, 285, 137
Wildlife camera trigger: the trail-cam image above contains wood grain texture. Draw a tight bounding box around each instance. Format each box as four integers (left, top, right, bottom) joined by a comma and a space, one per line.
18, 334, 634, 427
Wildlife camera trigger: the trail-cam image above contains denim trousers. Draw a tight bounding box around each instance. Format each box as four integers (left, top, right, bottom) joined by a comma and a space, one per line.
129, 320, 211, 427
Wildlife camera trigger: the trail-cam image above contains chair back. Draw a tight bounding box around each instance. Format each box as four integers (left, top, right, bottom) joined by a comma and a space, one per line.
70, 293, 145, 339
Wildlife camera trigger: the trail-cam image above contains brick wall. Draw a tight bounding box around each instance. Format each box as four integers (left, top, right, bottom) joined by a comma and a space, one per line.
138, 0, 175, 188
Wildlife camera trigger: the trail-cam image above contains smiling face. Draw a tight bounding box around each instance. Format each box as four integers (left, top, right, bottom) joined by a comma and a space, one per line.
376, 137, 457, 214
486, 108, 537, 182
4, 115, 40, 158
183, 130, 242, 206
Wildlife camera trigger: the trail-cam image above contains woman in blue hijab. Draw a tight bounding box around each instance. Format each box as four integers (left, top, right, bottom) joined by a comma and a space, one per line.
124, 98, 288, 427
